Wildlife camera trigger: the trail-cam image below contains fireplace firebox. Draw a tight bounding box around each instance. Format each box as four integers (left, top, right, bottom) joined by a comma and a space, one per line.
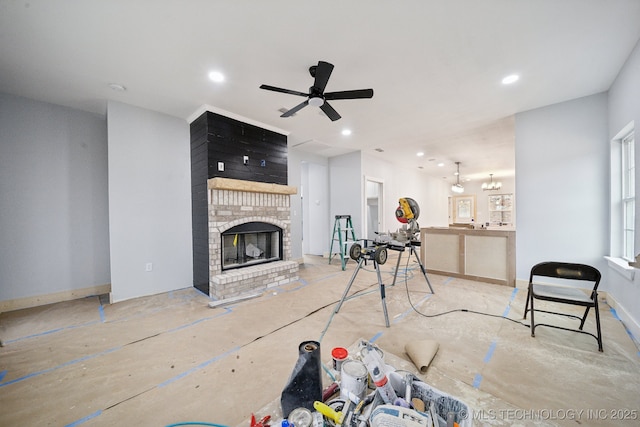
221, 222, 283, 270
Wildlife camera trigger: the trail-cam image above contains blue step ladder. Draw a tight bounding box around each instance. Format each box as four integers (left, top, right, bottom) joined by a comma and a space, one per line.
329, 215, 357, 271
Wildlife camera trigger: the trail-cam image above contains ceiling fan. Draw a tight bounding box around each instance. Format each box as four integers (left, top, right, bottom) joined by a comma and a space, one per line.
260, 61, 374, 121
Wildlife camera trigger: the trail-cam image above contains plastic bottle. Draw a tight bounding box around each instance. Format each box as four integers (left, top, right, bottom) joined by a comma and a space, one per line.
369, 365, 398, 404
362, 346, 397, 404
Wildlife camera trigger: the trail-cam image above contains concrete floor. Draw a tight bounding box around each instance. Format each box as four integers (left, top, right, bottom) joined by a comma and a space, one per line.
1, 254, 639, 426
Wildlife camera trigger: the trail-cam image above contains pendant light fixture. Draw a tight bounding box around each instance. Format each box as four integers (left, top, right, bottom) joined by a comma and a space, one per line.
451, 162, 464, 193
482, 174, 502, 191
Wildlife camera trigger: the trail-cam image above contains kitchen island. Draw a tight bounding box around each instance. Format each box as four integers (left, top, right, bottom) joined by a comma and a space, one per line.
419, 227, 515, 287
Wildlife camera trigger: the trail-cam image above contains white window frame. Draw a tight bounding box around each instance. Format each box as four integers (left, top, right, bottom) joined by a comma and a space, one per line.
621, 130, 635, 261
607, 122, 636, 279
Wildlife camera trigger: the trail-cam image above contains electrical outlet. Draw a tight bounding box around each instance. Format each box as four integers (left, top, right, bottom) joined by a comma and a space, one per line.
145, 262, 153, 272
218, 162, 224, 171
260, 159, 266, 167
243, 155, 249, 165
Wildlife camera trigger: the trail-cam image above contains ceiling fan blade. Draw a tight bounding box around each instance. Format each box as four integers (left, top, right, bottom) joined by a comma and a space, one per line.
320, 101, 341, 121
314, 61, 334, 92
260, 84, 308, 97
281, 100, 309, 117
324, 88, 374, 100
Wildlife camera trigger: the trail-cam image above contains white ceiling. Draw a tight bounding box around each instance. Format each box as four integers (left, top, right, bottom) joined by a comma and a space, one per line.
1, 0, 639, 184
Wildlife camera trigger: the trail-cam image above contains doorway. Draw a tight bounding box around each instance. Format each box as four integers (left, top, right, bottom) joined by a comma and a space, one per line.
365, 177, 384, 240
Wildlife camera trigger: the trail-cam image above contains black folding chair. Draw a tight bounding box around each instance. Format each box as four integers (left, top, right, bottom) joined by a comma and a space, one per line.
523, 261, 603, 351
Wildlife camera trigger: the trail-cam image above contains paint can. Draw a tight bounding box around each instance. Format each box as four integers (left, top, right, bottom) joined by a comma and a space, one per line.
331, 347, 349, 372
340, 360, 368, 402
288, 407, 313, 427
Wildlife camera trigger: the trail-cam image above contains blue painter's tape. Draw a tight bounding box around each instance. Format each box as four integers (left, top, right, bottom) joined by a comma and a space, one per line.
443, 277, 453, 285
483, 341, 497, 363
609, 308, 639, 343
0, 346, 120, 388
98, 305, 106, 323
158, 346, 240, 388
167, 317, 212, 333
501, 288, 519, 317
472, 373, 482, 389
64, 410, 102, 427
502, 306, 511, 317
393, 294, 432, 323
6, 321, 100, 344
370, 332, 383, 343
0, 370, 7, 382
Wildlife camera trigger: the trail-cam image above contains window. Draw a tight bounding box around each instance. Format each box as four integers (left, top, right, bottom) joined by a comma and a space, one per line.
621, 130, 635, 261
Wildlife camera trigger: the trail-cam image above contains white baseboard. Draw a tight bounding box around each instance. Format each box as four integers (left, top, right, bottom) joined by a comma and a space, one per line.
606, 294, 640, 349
0, 283, 111, 313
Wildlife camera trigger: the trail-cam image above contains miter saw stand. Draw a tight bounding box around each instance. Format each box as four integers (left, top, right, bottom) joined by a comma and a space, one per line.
334, 197, 434, 327
333, 236, 434, 327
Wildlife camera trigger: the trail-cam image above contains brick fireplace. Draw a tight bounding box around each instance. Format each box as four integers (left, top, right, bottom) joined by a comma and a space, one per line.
207, 177, 299, 299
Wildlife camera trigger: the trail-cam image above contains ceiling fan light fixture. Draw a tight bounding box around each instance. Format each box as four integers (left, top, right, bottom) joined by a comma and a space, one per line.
308, 97, 324, 107
260, 61, 373, 121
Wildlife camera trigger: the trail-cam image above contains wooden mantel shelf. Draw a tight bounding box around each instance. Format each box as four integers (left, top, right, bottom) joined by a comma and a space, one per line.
208, 177, 297, 195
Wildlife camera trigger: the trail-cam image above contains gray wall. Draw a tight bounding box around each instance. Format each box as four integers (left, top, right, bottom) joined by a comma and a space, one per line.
329, 152, 364, 238
0, 93, 110, 301
607, 38, 640, 336
107, 101, 193, 302
515, 92, 610, 283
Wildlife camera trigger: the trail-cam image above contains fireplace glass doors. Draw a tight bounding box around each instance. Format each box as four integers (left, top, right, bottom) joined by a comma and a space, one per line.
221, 222, 283, 270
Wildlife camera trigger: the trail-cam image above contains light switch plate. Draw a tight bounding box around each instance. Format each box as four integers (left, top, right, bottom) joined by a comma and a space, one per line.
218, 162, 224, 171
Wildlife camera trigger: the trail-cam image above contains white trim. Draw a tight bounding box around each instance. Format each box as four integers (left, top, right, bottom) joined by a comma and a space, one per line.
363, 175, 385, 240
605, 256, 635, 280
606, 292, 640, 350
0, 283, 111, 312
187, 104, 290, 136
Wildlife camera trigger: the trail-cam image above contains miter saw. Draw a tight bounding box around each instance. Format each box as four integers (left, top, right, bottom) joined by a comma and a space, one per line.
393, 197, 421, 241
365, 197, 422, 248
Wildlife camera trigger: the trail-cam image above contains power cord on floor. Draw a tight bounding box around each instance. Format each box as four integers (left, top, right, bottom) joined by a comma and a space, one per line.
400, 253, 530, 328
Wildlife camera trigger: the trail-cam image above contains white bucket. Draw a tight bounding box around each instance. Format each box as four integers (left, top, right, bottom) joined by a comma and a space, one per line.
340, 360, 368, 402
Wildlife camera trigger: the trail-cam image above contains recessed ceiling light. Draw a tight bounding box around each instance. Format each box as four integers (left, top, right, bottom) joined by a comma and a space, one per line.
437, 162, 444, 167
502, 74, 519, 85
108, 83, 126, 91
208, 71, 225, 83
417, 152, 424, 157
342, 129, 352, 136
